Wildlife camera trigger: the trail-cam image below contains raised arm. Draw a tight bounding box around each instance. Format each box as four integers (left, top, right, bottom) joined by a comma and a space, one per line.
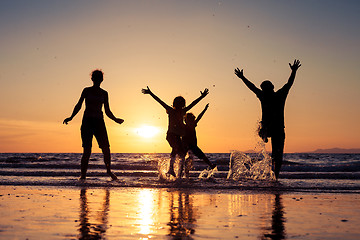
142, 86, 172, 111
195, 103, 209, 124
104, 92, 124, 124
282, 59, 301, 91
234, 68, 261, 95
184, 88, 209, 112
63, 89, 86, 124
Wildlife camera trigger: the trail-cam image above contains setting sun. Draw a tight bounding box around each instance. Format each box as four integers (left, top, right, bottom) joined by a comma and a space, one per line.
135, 125, 160, 139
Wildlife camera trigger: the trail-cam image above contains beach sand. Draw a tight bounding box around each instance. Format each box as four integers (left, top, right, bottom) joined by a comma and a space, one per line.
1, 186, 360, 239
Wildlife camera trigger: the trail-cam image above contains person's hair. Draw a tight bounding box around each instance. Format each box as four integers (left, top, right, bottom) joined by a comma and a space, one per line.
173, 96, 186, 109
91, 69, 103, 84
185, 112, 196, 123
260, 80, 274, 91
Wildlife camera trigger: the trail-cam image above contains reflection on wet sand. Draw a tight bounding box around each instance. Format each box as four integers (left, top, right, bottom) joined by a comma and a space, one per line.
136, 189, 155, 236
168, 190, 197, 238
78, 188, 110, 239
2, 186, 358, 239
75, 187, 287, 239
261, 194, 286, 240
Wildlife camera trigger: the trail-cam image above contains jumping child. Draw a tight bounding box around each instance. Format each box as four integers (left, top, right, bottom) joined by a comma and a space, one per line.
142, 86, 209, 178
183, 103, 216, 178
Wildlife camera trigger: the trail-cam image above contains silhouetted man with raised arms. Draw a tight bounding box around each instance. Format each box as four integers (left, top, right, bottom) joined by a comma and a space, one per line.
63, 70, 124, 180
235, 59, 301, 179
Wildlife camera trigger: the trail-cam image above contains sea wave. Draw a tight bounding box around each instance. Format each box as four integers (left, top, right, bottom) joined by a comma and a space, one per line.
1, 153, 360, 192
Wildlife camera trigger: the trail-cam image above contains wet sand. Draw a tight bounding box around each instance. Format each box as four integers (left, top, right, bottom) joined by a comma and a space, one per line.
1, 186, 360, 239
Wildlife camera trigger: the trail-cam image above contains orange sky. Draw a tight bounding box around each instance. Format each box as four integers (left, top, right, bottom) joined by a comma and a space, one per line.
0, 1, 359, 153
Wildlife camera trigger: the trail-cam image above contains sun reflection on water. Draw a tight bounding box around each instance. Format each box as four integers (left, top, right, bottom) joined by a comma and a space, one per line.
137, 189, 156, 237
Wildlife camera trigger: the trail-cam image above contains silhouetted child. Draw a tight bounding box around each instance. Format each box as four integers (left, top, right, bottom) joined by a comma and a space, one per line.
63, 70, 124, 180
234, 59, 301, 180
183, 104, 216, 177
142, 86, 209, 178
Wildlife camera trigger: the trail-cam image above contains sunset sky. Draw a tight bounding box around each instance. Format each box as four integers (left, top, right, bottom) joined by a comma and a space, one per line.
1, 0, 359, 153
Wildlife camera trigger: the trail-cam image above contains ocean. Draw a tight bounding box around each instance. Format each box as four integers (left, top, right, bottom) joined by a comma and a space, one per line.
1, 152, 360, 193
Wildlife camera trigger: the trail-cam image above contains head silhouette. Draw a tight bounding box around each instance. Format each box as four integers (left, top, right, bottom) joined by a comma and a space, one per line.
260, 80, 274, 93
185, 113, 196, 124
173, 96, 186, 109
91, 70, 103, 86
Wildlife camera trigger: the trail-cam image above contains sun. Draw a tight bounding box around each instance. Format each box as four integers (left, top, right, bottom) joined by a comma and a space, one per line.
136, 125, 160, 138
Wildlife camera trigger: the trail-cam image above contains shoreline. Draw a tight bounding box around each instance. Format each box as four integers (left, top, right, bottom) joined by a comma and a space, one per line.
1, 185, 360, 239
1, 175, 360, 194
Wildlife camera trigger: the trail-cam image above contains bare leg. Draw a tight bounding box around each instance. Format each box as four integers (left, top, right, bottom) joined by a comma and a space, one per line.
167, 151, 176, 177
102, 147, 117, 180
202, 155, 216, 169
80, 147, 91, 179
185, 153, 194, 178
178, 155, 186, 178
271, 132, 285, 180
191, 145, 216, 169
166, 134, 182, 178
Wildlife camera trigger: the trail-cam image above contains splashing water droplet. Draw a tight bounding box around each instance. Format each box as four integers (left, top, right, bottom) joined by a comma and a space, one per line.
198, 166, 218, 180
157, 156, 183, 181
227, 140, 275, 181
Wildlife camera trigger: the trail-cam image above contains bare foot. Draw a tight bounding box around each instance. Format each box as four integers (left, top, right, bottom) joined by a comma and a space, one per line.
167, 169, 176, 178
108, 172, 118, 180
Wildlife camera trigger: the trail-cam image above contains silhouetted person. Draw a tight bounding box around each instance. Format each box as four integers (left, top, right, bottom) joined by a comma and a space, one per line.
142, 86, 209, 178
63, 70, 124, 180
183, 103, 216, 177
168, 191, 197, 237
235, 59, 301, 179
262, 194, 286, 240
78, 188, 110, 239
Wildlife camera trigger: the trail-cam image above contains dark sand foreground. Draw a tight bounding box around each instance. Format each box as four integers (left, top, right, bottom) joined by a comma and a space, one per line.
1, 186, 360, 239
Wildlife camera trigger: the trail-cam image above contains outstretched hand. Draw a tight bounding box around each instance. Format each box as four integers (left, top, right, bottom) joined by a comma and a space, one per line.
204, 103, 209, 110
289, 59, 301, 71
63, 117, 72, 125
234, 68, 244, 79
141, 86, 152, 94
115, 118, 124, 124
200, 88, 209, 97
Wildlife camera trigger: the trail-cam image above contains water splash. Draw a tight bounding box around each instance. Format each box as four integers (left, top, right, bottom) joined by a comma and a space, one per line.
184, 155, 193, 179
198, 166, 218, 180
227, 140, 275, 181
185, 152, 218, 180
157, 156, 183, 181
157, 153, 218, 181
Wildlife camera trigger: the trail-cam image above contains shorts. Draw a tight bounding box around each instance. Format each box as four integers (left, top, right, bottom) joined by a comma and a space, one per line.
166, 132, 185, 156
81, 117, 110, 149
